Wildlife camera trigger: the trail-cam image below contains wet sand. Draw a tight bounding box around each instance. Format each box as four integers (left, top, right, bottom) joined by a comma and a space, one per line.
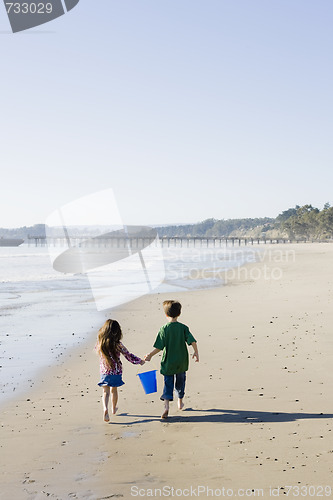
1, 243, 333, 499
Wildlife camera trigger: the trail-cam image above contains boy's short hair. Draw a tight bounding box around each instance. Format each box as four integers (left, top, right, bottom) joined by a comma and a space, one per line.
163, 300, 181, 318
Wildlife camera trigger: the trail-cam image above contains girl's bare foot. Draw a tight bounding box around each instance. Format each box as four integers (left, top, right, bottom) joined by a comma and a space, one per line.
104, 410, 110, 422
112, 407, 118, 415
161, 409, 169, 419
178, 399, 184, 410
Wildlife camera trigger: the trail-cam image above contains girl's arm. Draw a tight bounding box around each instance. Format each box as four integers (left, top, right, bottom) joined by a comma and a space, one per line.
144, 348, 161, 362
119, 343, 144, 365
191, 342, 199, 362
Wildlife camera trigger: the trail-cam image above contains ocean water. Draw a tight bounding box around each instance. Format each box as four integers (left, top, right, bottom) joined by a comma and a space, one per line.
0, 242, 259, 405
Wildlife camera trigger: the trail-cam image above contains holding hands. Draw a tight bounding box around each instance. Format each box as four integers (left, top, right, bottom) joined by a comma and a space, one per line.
144, 348, 161, 362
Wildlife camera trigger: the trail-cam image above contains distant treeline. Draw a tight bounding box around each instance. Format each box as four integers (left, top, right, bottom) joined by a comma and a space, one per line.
0, 224, 109, 239
156, 217, 274, 238
0, 224, 46, 239
1, 204, 333, 241
276, 204, 333, 240
156, 204, 333, 240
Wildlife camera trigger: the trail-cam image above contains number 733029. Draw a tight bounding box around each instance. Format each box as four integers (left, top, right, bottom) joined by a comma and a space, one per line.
6, 3, 53, 14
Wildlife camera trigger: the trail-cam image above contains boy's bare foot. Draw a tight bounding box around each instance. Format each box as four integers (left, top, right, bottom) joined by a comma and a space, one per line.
104, 411, 110, 422
161, 400, 169, 419
112, 407, 118, 415
178, 399, 184, 410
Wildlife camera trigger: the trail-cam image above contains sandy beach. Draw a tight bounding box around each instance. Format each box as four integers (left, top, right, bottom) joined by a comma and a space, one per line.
1, 243, 333, 499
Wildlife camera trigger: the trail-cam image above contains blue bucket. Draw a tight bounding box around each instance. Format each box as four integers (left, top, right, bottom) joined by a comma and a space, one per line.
137, 370, 157, 394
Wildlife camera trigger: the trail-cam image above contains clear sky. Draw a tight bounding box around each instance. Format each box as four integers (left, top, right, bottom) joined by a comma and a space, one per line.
1, 0, 332, 227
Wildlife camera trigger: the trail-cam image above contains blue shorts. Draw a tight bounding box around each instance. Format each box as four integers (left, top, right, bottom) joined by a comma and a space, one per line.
98, 374, 125, 387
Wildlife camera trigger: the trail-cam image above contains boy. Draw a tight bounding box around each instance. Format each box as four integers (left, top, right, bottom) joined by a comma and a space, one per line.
144, 300, 199, 419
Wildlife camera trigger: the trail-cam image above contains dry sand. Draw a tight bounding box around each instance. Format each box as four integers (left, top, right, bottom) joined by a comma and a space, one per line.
1, 243, 333, 499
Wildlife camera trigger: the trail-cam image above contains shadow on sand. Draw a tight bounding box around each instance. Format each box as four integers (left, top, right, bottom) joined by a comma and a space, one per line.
109, 408, 333, 425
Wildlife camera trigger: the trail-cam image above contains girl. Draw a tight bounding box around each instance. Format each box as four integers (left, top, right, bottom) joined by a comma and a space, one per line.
96, 319, 144, 422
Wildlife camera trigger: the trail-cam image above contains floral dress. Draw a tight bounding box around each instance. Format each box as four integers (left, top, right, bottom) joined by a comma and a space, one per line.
97, 342, 142, 387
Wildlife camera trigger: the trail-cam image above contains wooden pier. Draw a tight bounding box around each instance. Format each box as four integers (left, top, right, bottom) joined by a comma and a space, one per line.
27, 235, 298, 248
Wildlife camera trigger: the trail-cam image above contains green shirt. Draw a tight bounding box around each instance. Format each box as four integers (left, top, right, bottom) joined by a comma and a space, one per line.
153, 321, 196, 376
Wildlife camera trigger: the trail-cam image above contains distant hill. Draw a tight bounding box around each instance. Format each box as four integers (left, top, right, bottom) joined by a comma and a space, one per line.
156, 217, 275, 238
156, 204, 333, 240
1, 204, 333, 241
0, 224, 46, 239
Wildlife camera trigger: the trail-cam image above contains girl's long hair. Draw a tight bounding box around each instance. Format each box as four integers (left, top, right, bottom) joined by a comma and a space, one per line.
97, 319, 123, 369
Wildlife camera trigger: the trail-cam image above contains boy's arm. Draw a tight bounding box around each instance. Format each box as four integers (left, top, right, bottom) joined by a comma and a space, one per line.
144, 348, 161, 362
191, 342, 199, 362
